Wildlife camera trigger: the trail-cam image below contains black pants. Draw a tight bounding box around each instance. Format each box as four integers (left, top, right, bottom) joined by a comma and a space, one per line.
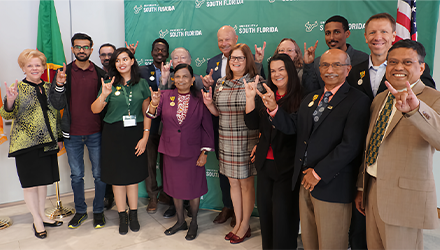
257, 160, 300, 249
349, 202, 368, 250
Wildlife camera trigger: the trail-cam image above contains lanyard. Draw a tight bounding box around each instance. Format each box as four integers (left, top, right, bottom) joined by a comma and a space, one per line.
120, 84, 133, 116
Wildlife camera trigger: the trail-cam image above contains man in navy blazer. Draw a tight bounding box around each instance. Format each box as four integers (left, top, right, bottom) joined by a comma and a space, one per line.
266, 49, 370, 249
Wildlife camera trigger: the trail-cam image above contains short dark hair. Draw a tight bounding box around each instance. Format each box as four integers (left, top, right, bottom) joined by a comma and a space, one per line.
71, 33, 93, 47
387, 39, 426, 63
325, 15, 349, 31
365, 13, 396, 32
151, 38, 169, 52
108, 47, 141, 86
99, 43, 116, 54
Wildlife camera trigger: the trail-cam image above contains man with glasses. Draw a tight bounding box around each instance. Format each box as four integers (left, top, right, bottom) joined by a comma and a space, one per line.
98, 43, 115, 73
49, 33, 107, 230
266, 49, 370, 249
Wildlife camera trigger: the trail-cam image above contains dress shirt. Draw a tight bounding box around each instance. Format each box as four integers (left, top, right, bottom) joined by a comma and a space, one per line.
154, 64, 161, 87
221, 54, 227, 78
368, 56, 387, 97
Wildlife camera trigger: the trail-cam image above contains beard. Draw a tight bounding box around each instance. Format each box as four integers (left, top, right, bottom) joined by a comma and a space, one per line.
74, 52, 91, 62
102, 60, 110, 67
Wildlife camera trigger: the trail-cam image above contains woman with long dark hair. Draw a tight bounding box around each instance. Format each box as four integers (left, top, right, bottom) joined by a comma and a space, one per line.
244, 53, 302, 249
91, 47, 151, 235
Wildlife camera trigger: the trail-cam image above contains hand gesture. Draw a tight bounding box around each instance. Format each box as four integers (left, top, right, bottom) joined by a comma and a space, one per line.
202, 69, 214, 89
250, 145, 257, 163
244, 75, 259, 99
256, 83, 277, 112
4, 80, 19, 110
56, 63, 67, 86
196, 152, 208, 167
149, 86, 161, 106
254, 41, 266, 63
161, 61, 172, 85
303, 40, 318, 64
385, 81, 420, 113
202, 86, 213, 106
101, 76, 114, 97
301, 168, 320, 191
125, 41, 139, 55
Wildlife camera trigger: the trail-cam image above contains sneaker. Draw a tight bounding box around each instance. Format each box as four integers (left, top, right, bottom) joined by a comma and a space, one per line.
93, 212, 106, 229
68, 213, 88, 229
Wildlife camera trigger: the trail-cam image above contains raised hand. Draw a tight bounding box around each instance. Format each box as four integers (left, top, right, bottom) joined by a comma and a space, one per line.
56, 63, 67, 86
149, 86, 161, 106
303, 40, 318, 64
244, 75, 259, 99
256, 83, 277, 112
202, 69, 214, 88
202, 86, 213, 106
385, 81, 420, 113
161, 61, 172, 86
254, 41, 266, 63
101, 76, 114, 97
4, 80, 19, 109
125, 41, 139, 55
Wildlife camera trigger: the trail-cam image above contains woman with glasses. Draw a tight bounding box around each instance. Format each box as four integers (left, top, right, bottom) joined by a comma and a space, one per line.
274, 38, 304, 83
0, 49, 63, 239
202, 43, 261, 244
91, 47, 151, 235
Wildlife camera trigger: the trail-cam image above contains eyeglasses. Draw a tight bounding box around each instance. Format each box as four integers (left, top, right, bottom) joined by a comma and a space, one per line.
278, 49, 294, 53
230, 56, 246, 62
388, 59, 421, 66
173, 56, 187, 61
319, 62, 349, 69
100, 53, 113, 58
73, 45, 91, 51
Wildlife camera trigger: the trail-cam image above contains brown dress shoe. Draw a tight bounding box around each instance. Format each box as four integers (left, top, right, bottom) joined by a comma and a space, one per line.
147, 197, 158, 214
230, 213, 236, 227
213, 207, 234, 224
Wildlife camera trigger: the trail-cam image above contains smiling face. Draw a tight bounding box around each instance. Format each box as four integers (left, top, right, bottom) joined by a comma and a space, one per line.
277, 40, 297, 61
173, 67, 195, 94
365, 18, 396, 58
319, 49, 351, 89
270, 60, 288, 93
115, 52, 134, 75
217, 26, 238, 57
324, 22, 350, 51
171, 48, 191, 67
229, 49, 246, 77
72, 39, 93, 62
22, 57, 45, 83
386, 47, 425, 90
151, 42, 169, 65
99, 46, 114, 68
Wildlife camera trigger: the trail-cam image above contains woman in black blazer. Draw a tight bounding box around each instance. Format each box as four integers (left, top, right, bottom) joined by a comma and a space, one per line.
244, 54, 302, 250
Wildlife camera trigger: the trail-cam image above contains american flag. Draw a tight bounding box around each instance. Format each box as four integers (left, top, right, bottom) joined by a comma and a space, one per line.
395, 0, 417, 42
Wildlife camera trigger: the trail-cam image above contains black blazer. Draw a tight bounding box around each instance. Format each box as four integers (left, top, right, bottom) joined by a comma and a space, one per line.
244, 96, 296, 175
347, 59, 436, 102
271, 82, 370, 203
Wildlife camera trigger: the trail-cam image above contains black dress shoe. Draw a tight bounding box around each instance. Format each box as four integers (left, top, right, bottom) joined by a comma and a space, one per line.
164, 221, 188, 235
163, 205, 176, 218
43, 221, 63, 227
33, 224, 47, 239
185, 224, 198, 240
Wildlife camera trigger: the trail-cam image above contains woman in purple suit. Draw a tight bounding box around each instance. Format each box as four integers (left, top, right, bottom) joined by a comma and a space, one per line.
146, 64, 214, 241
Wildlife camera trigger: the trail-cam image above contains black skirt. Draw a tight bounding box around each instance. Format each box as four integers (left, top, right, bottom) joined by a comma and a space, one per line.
101, 121, 148, 185
15, 148, 60, 188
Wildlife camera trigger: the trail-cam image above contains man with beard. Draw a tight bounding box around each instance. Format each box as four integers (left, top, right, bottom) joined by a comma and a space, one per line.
49, 33, 107, 230
302, 15, 369, 94
98, 43, 115, 73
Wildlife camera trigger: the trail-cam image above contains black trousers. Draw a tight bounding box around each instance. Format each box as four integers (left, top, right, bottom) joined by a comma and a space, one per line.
349, 202, 368, 250
257, 159, 300, 250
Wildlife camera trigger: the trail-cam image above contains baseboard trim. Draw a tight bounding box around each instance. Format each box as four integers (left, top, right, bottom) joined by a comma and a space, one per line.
438, 208, 440, 219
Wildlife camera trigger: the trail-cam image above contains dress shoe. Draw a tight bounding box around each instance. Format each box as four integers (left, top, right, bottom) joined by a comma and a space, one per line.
163, 204, 176, 218
213, 207, 233, 224
230, 227, 251, 244
164, 221, 188, 235
118, 211, 128, 235
128, 209, 140, 232
225, 231, 235, 240
104, 197, 114, 210
230, 214, 236, 227
147, 197, 158, 214
43, 221, 63, 227
33, 224, 47, 239
185, 223, 198, 240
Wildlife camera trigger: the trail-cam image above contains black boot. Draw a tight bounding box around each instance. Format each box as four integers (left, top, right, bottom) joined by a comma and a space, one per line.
129, 209, 140, 232
118, 211, 128, 235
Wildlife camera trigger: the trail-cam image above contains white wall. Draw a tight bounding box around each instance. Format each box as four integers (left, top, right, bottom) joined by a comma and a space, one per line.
1, 1, 440, 206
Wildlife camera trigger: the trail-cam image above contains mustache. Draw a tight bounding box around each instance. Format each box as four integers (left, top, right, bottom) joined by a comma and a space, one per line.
329, 40, 338, 44
324, 73, 339, 77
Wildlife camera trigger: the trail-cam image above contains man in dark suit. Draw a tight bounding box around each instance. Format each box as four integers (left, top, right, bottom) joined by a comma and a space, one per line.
262, 49, 370, 249
138, 38, 174, 217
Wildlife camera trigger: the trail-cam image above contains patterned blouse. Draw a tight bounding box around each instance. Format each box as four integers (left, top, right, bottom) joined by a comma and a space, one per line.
176, 93, 190, 124
213, 74, 261, 179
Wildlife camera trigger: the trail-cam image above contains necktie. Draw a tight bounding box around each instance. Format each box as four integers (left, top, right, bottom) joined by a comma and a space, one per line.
366, 93, 395, 165
312, 91, 333, 122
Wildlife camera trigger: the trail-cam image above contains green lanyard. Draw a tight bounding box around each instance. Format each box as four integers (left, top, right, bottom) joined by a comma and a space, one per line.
120, 84, 133, 116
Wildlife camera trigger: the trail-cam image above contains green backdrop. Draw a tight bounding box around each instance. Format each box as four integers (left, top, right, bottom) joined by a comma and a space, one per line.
127, 0, 440, 210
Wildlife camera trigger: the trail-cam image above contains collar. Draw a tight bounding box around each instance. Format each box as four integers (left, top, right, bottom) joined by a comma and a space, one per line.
396, 79, 419, 92
368, 55, 387, 69
324, 82, 344, 96
222, 54, 227, 60
275, 90, 285, 100
72, 60, 95, 72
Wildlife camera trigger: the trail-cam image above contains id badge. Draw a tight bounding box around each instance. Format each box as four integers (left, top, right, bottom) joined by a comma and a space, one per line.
123, 115, 137, 127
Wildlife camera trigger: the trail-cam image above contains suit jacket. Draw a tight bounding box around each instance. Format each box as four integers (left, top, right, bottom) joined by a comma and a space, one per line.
244, 96, 296, 175
357, 81, 440, 229
271, 82, 370, 203
156, 89, 214, 157
347, 59, 436, 102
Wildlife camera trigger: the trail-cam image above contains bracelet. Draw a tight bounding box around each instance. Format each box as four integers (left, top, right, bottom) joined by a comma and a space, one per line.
150, 101, 158, 108
144, 129, 150, 132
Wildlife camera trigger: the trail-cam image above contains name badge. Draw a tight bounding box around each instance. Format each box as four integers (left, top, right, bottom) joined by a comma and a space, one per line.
123, 115, 137, 127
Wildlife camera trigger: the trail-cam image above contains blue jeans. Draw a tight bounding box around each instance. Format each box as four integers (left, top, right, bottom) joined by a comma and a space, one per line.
64, 132, 105, 214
